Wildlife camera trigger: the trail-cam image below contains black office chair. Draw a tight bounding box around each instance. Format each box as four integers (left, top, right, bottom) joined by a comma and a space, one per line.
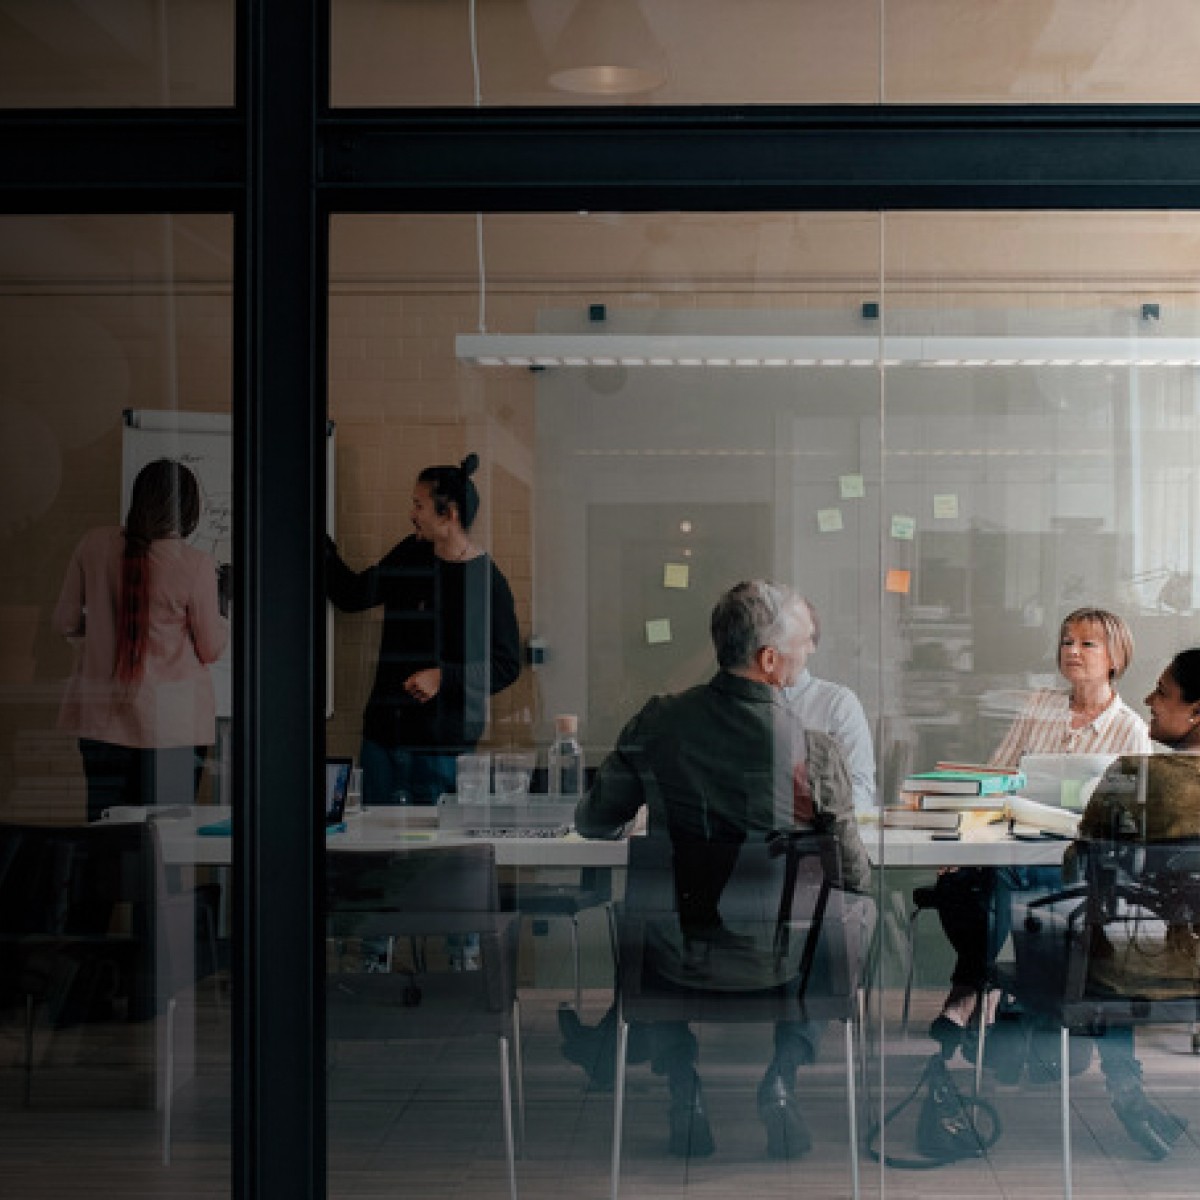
326, 843, 524, 1200
497, 764, 616, 1013
0, 820, 158, 1101
994, 833, 1200, 1197
609, 829, 875, 1200
498, 866, 616, 1013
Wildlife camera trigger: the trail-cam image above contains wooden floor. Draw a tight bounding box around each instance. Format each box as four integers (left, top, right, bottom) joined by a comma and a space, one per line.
2, 983, 1200, 1200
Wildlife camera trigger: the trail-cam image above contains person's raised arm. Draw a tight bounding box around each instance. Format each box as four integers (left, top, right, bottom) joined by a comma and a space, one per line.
188, 552, 229, 665
325, 535, 383, 612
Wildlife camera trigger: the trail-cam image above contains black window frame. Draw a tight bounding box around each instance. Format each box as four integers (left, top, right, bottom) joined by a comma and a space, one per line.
4, 4, 1200, 1197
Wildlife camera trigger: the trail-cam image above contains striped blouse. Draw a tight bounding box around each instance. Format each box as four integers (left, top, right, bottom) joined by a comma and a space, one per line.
988, 688, 1152, 770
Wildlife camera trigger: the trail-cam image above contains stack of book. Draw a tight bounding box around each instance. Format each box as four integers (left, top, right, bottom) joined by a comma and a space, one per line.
894, 762, 1027, 815
882, 807, 962, 832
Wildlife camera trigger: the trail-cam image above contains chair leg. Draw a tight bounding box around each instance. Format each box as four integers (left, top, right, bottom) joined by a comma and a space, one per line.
498, 1035, 518, 1200
1060, 1025, 1073, 1200
604, 901, 619, 973
974, 988, 990, 1099
570, 915, 582, 1013
23, 993, 34, 1108
611, 1017, 630, 1200
900, 908, 922, 1036
163, 996, 177, 1166
845, 1018, 860, 1200
203, 901, 222, 1010
512, 994, 526, 1157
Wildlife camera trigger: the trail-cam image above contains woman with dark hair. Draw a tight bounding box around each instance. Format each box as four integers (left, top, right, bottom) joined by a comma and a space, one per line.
1023, 647, 1200, 1158
54, 459, 228, 822
327, 452, 521, 805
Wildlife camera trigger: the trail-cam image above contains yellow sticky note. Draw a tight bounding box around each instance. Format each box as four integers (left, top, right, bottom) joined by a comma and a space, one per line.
933, 494, 959, 520
817, 507, 844, 533
886, 569, 912, 595
839, 474, 865, 499
645, 618, 672, 645
890, 514, 916, 540
663, 563, 690, 589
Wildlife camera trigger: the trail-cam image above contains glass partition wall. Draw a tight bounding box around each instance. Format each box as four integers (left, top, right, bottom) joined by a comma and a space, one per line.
324, 210, 1200, 1198
0, 214, 234, 1195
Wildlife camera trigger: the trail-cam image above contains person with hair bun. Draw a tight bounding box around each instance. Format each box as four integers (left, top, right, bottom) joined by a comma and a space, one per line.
327, 453, 521, 806
53, 458, 228, 823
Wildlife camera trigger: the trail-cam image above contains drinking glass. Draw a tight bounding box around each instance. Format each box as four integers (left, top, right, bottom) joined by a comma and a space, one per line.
345, 768, 364, 815
455, 753, 491, 803
493, 751, 536, 800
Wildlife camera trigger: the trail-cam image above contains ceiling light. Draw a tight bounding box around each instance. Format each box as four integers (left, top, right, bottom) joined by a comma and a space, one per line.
547, 0, 668, 96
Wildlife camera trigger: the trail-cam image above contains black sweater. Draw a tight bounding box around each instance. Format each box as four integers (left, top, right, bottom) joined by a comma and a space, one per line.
327, 535, 521, 753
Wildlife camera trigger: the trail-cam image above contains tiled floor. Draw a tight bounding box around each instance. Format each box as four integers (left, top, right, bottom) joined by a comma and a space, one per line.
3, 984, 1200, 1199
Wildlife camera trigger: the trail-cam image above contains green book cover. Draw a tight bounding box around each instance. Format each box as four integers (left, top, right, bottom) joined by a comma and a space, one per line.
902, 769, 1026, 796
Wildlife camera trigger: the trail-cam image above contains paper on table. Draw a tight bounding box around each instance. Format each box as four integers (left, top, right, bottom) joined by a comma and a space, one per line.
1005, 796, 1082, 837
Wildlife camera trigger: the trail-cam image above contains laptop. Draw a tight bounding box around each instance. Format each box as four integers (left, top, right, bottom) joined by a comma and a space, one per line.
1017, 752, 1115, 810
325, 757, 353, 827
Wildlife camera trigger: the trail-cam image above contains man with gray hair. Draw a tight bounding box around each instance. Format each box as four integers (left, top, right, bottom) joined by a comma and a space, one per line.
576, 580, 871, 1160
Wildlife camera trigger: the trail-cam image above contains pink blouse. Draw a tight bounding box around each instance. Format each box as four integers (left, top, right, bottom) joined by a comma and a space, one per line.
53, 526, 228, 749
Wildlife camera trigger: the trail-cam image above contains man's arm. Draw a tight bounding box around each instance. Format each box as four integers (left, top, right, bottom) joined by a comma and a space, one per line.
574, 703, 656, 839
804, 730, 872, 894
827, 688, 877, 812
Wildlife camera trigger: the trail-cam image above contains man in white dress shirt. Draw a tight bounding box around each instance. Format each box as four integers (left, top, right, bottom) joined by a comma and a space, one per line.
785, 597, 877, 814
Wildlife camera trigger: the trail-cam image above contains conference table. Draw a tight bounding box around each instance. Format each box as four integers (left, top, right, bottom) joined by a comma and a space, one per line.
145, 802, 1071, 870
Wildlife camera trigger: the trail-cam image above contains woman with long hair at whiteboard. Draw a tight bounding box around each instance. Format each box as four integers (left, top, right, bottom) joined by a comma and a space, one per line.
53, 458, 229, 823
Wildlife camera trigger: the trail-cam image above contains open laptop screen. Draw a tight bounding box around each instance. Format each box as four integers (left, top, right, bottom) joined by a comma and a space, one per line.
1018, 753, 1115, 809
325, 757, 353, 825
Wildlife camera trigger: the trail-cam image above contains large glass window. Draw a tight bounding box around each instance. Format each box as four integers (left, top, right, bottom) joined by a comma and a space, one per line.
324, 209, 1200, 1200
0, 214, 233, 1195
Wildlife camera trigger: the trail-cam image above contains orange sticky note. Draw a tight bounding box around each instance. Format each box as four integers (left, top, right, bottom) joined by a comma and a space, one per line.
886, 569, 911, 595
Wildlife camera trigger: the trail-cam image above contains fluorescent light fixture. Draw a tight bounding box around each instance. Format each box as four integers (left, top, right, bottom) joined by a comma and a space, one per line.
457, 333, 1200, 368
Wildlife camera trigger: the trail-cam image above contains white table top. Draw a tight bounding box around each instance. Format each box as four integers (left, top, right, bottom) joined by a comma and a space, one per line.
148, 806, 628, 869
132, 806, 1069, 872
859, 811, 1071, 869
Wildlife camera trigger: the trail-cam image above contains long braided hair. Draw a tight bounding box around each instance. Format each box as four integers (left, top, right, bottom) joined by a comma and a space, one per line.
114, 459, 201, 683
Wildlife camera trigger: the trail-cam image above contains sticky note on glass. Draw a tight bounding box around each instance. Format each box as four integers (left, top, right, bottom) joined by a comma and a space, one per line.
817, 508, 843, 533
885, 569, 912, 595
839, 474, 865, 499
890, 514, 916, 541
663, 563, 689, 589
933, 494, 959, 520
645, 618, 672, 645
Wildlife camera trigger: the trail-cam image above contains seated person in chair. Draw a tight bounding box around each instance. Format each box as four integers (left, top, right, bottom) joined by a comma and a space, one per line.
1049, 647, 1200, 1159
575, 580, 871, 1160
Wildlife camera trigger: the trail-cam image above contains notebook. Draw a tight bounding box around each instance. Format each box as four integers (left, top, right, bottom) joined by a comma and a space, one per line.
1017, 752, 1115, 810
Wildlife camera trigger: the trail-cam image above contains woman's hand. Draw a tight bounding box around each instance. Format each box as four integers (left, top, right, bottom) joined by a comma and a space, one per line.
404, 668, 442, 703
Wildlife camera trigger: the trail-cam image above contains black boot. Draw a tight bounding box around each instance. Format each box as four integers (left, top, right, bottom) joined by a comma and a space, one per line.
1110, 1082, 1187, 1160
557, 1005, 616, 1091
757, 1067, 812, 1160
667, 1069, 715, 1158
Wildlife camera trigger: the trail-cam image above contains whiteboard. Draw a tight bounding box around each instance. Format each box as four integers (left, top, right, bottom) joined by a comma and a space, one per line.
122, 409, 336, 718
